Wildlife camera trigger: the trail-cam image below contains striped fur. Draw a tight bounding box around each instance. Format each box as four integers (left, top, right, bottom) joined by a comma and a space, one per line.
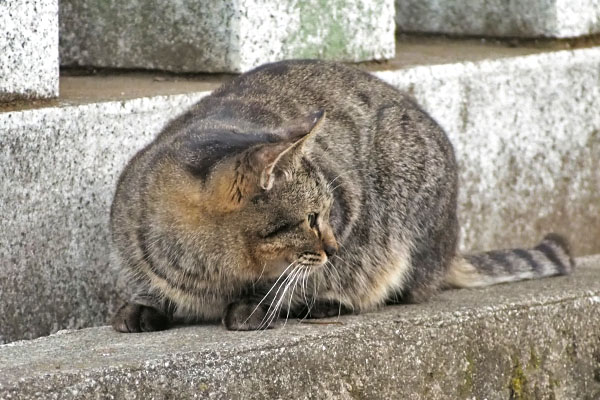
446, 234, 575, 288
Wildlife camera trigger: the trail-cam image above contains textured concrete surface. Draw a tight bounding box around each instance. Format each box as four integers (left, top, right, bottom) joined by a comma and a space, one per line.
0, 0, 59, 101
1, 255, 599, 400
1, 43, 600, 344
59, 0, 395, 73
396, 0, 600, 38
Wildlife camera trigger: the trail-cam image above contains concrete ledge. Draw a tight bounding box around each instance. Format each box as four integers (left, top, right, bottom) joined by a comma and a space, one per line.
1, 255, 599, 400
395, 0, 600, 38
2, 42, 599, 344
59, 0, 395, 73
0, 0, 59, 101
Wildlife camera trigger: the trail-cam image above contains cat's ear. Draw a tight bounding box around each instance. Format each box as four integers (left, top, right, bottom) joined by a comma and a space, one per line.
232, 110, 324, 192
278, 109, 326, 149
251, 141, 299, 191
207, 110, 325, 212
263, 109, 326, 184
207, 141, 296, 212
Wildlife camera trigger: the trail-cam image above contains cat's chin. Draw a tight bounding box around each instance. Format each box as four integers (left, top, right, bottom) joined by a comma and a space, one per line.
261, 260, 295, 278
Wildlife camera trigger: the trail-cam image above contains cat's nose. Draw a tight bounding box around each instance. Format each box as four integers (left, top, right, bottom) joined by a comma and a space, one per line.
323, 243, 337, 257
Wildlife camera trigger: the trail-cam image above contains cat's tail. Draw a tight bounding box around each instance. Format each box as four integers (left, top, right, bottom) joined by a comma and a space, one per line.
445, 233, 575, 288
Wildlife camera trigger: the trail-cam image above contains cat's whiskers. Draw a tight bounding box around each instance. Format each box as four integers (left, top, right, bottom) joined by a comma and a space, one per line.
283, 266, 306, 326
329, 183, 345, 193
301, 266, 310, 307
297, 267, 319, 323
336, 241, 349, 252
325, 260, 342, 292
252, 262, 267, 288
261, 264, 303, 329
327, 258, 354, 312
258, 263, 302, 329
240, 261, 297, 329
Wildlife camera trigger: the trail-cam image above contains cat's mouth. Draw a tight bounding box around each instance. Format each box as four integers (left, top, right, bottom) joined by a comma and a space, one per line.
296, 251, 328, 268
264, 252, 327, 278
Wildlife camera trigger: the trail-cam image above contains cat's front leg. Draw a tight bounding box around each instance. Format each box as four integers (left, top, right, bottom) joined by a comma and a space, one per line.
291, 299, 353, 319
112, 293, 172, 333
223, 280, 285, 330
222, 298, 277, 331
112, 303, 171, 332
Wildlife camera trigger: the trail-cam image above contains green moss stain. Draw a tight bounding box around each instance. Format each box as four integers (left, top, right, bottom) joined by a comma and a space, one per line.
509, 357, 528, 400
284, 0, 382, 60
458, 354, 475, 399
285, 0, 348, 59
528, 347, 541, 370
197, 383, 208, 391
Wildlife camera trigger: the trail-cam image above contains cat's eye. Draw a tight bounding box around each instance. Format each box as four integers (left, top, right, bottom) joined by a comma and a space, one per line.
307, 213, 318, 229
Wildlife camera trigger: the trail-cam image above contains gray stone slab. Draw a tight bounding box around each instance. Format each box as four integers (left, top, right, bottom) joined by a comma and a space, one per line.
1, 255, 599, 400
0, 0, 59, 102
396, 0, 600, 38
59, 0, 395, 73
1, 44, 600, 344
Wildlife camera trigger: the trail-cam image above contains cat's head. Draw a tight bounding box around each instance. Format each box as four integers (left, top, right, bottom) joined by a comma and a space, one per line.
152, 110, 337, 280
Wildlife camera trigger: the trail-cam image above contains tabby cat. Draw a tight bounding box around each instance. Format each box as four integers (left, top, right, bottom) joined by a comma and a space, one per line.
110, 60, 574, 332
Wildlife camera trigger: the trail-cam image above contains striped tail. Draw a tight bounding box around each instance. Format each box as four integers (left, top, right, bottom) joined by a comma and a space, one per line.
445, 233, 575, 288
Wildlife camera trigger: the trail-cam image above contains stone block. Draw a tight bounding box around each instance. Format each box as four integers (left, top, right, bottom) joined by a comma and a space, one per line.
59, 0, 395, 73
1, 255, 599, 399
0, 0, 59, 102
395, 0, 600, 38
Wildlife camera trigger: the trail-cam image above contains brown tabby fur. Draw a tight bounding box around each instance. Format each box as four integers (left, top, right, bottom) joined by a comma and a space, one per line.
110, 60, 574, 332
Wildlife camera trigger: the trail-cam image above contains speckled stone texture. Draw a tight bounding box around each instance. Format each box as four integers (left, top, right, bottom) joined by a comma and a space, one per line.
0, 0, 59, 101
1, 46, 600, 344
375, 46, 600, 256
59, 0, 395, 73
0, 93, 207, 345
0, 255, 599, 400
396, 0, 600, 38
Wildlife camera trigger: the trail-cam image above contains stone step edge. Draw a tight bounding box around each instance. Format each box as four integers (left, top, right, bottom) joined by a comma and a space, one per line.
0, 254, 599, 399
2, 45, 599, 117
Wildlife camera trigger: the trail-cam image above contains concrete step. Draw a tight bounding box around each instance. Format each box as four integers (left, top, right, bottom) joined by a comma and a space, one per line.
395, 0, 600, 38
59, 0, 395, 73
1, 37, 599, 344
0, 0, 58, 101
1, 254, 599, 400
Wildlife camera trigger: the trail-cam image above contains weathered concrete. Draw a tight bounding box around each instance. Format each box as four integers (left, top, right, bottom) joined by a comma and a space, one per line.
1, 42, 600, 344
59, 0, 395, 73
395, 0, 600, 38
0, 0, 59, 102
1, 255, 599, 400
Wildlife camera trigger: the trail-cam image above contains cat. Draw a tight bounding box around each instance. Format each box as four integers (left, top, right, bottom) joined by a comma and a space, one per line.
110, 59, 575, 333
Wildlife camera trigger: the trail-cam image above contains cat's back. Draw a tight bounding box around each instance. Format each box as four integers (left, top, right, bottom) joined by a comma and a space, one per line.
205, 60, 398, 119
175, 60, 448, 167
207, 60, 454, 184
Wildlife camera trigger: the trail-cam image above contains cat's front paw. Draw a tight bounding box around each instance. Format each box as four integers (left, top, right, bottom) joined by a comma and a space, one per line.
294, 300, 352, 319
223, 300, 276, 331
112, 303, 170, 333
